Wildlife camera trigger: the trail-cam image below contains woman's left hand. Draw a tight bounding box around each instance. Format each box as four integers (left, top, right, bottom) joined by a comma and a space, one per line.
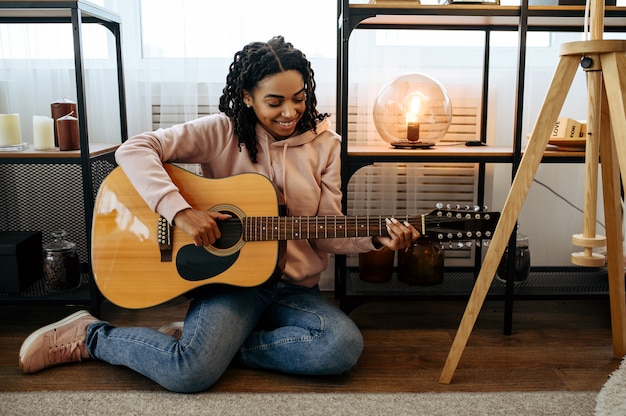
372, 218, 420, 251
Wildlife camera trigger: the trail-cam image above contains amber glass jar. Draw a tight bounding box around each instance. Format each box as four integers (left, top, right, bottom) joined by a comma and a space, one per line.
43, 230, 81, 291
397, 241, 444, 285
359, 246, 394, 283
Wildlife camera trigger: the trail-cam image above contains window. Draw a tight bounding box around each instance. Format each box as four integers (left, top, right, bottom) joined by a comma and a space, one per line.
139, 0, 337, 59
0, 24, 109, 60
0, 0, 108, 60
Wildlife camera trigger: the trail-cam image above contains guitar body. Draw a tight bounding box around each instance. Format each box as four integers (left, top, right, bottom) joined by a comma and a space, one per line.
92, 165, 280, 309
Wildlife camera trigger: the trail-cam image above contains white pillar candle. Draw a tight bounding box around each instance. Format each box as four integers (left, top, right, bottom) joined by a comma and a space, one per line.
0, 114, 22, 147
33, 115, 55, 150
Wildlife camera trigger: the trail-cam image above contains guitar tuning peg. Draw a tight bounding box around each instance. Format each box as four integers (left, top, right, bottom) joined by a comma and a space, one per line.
456, 242, 464, 249
473, 205, 480, 212
465, 205, 470, 211
446, 204, 452, 210
465, 241, 472, 247
435, 202, 444, 209
475, 240, 481, 247
455, 204, 461, 210
483, 240, 490, 247
483, 205, 488, 211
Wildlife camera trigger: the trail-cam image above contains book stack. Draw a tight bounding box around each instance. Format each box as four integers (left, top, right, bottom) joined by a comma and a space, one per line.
551, 117, 586, 140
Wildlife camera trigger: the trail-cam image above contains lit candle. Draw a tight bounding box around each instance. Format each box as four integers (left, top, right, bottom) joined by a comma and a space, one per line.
57, 113, 80, 151
0, 114, 22, 147
406, 96, 421, 142
33, 115, 55, 150
406, 120, 420, 142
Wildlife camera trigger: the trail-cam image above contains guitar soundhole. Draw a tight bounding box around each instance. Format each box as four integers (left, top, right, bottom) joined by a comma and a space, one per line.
214, 210, 242, 250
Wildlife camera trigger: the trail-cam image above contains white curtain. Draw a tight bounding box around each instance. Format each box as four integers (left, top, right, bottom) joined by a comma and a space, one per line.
0, 0, 337, 144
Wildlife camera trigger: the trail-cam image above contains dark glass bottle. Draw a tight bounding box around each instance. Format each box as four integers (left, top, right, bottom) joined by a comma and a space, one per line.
359, 246, 394, 283
397, 241, 444, 285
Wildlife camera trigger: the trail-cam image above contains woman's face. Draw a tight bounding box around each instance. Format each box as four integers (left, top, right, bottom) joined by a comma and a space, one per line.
244, 70, 306, 141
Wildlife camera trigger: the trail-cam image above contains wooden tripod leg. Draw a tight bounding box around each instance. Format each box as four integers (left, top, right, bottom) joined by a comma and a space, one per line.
600, 51, 626, 357
438, 54, 581, 384
602, 52, 626, 188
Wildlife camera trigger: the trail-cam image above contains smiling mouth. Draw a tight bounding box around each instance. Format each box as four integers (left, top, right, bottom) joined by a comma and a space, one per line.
275, 120, 297, 128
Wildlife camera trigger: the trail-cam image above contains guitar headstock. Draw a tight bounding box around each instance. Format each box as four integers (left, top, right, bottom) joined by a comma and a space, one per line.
421, 204, 500, 244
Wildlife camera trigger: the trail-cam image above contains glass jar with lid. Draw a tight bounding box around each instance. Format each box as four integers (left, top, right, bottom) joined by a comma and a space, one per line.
496, 226, 531, 284
42, 230, 81, 291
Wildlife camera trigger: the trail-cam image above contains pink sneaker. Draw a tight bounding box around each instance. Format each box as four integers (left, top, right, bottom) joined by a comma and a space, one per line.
158, 322, 184, 340
19, 310, 100, 374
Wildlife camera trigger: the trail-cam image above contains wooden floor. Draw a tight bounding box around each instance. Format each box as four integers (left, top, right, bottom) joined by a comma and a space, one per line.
0, 295, 620, 393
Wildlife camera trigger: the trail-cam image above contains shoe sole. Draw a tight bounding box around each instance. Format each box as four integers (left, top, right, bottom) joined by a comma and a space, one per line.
19, 310, 92, 360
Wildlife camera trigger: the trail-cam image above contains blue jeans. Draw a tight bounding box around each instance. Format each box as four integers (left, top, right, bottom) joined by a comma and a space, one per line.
85, 282, 364, 393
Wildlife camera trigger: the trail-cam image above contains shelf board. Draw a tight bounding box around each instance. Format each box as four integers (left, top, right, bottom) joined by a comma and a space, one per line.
0, 273, 93, 305
347, 143, 585, 163
345, 4, 626, 30
0, 1, 120, 23
0, 143, 119, 160
349, 143, 512, 157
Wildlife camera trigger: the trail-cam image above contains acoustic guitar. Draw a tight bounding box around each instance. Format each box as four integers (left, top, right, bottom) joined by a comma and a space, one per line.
92, 164, 500, 309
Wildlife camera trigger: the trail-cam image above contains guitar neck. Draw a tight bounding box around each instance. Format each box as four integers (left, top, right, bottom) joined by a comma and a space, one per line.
243, 215, 422, 241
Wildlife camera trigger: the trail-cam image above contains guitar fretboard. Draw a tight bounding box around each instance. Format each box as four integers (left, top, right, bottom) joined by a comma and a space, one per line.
237, 209, 498, 243
243, 215, 421, 241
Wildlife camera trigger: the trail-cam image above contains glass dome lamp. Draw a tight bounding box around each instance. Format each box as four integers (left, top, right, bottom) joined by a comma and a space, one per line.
373, 73, 452, 148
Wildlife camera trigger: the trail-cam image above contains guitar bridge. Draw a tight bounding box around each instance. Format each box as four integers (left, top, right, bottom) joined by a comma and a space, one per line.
157, 216, 173, 262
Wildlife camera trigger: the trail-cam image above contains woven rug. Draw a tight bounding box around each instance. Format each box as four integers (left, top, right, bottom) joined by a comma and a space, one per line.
1, 391, 597, 415
596, 357, 626, 415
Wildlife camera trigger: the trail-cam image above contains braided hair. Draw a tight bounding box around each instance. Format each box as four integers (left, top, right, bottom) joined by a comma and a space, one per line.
218, 36, 326, 163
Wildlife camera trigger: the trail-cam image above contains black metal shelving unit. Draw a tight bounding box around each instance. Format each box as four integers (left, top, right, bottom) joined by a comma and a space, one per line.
335, 1, 626, 329
342, 266, 608, 312
0, 1, 127, 316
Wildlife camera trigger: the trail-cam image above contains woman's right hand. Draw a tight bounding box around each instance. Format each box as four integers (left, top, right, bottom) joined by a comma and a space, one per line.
173, 208, 232, 247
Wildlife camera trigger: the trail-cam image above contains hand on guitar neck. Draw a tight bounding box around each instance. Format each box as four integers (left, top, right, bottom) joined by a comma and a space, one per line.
371, 217, 420, 251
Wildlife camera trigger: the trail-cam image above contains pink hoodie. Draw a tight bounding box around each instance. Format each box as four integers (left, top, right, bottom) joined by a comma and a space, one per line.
115, 113, 377, 287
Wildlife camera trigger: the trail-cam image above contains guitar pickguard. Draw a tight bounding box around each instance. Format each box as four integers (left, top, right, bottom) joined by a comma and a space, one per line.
176, 244, 239, 281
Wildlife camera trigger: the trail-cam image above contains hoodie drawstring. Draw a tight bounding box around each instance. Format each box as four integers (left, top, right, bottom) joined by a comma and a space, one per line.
281, 142, 289, 211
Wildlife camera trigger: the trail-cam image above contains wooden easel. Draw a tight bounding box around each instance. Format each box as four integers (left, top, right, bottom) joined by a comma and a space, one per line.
439, 0, 626, 384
